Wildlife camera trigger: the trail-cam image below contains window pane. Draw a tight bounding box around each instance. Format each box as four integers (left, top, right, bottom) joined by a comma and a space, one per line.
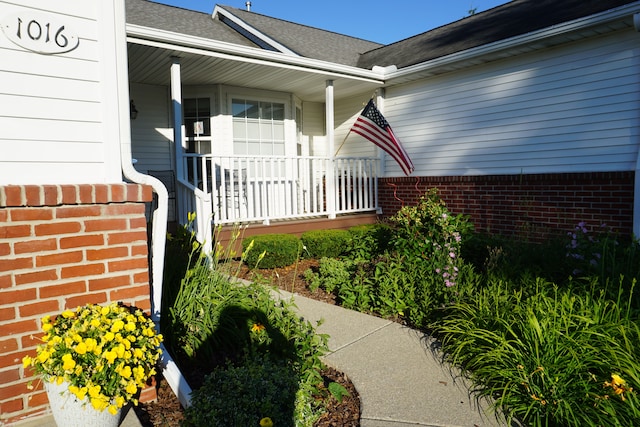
183, 99, 198, 116
246, 101, 259, 119
261, 102, 272, 120
272, 103, 284, 121
232, 99, 246, 118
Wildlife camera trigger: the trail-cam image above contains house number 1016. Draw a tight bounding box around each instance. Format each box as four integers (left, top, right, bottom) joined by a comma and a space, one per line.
1, 11, 79, 54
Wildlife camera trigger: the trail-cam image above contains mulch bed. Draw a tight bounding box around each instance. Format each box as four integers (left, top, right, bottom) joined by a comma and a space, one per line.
136, 259, 361, 426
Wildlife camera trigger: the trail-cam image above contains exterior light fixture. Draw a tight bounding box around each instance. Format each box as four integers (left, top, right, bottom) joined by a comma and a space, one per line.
130, 100, 139, 120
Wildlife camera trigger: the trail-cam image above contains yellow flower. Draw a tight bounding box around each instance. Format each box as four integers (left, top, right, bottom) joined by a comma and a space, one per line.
61, 353, 76, 370
120, 365, 132, 379
75, 342, 87, 355
111, 320, 125, 333
37, 350, 50, 363
90, 396, 109, 411
69, 385, 88, 401
103, 350, 117, 364
115, 395, 125, 408
88, 384, 102, 398
108, 405, 119, 415
125, 381, 138, 395
42, 323, 53, 332
251, 323, 266, 333
61, 310, 75, 318
260, 417, 274, 427
22, 356, 32, 368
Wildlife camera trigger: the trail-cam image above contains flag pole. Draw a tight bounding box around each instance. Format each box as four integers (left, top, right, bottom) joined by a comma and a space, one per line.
333, 131, 351, 157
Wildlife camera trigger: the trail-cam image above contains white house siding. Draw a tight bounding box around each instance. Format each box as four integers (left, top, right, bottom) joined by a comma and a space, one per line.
302, 101, 326, 156
130, 82, 173, 173
384, 28, 640, 178
0, 1, 123, 184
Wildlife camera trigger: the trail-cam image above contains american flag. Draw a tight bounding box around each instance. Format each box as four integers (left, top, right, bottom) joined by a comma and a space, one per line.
350, 99, 414, 176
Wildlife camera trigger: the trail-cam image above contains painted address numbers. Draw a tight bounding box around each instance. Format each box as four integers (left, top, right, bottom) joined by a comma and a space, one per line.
1, 11, 79, 54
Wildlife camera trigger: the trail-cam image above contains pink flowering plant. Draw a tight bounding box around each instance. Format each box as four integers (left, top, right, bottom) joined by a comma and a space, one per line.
23, 302, 163, 414
387, 189, 473, 325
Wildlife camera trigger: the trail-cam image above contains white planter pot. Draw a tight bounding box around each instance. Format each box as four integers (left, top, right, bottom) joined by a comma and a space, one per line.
44, 380, 124, 427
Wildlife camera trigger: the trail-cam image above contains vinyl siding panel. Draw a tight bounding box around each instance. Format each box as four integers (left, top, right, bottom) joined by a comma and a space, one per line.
384, 29, 640, 177
302, 101, 325, 156
130, 83, 173, 173
0, 1, 123, 184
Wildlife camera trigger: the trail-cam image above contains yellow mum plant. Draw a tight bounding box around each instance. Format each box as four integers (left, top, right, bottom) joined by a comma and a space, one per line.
23, 302, 163, 414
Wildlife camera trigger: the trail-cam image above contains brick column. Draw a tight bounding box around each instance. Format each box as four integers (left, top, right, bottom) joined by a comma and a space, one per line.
0, 184, 155, 424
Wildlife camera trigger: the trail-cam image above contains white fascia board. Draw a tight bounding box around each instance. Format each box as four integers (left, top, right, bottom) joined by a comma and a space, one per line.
212, 5, 298, 56
385, 1, 640, 81
126, 24, 384, 84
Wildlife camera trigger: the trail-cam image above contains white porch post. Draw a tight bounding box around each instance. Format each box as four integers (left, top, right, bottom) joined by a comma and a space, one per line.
170, 57, 185, 224
325, 80, 336, 219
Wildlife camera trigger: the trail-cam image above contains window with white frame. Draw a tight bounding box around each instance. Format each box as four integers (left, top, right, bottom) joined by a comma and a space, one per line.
232, 98, 285, 155
183, 97, 211, 153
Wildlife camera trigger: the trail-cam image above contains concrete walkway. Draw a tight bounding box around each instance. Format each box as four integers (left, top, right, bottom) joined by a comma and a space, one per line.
287, 292, 509, 427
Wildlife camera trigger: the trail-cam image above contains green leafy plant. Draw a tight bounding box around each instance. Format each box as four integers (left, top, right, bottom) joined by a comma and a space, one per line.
165, 229, 330, 425
182, 354, 301, 427
300, 229, 350, 259
347, 223, 392, 261
327, 382, 350, 403
435, 277, 640, 427
243, 233, 302, 268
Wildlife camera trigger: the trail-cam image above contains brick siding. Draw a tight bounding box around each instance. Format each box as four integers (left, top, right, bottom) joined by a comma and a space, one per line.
0, 184, 154, 425
379, 172, 635, 240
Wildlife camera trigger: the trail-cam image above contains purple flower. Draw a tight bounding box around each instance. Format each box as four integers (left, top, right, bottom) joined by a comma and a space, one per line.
449, 252, 456, 258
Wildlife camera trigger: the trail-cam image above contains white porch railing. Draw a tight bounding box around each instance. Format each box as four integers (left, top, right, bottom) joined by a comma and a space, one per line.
176, 154, 379, 230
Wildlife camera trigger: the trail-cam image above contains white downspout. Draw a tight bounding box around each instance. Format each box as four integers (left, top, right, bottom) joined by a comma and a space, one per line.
113, 0, 192, 407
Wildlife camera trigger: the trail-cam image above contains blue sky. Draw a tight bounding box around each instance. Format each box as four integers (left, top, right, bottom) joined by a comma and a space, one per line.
151, 0, 510, 44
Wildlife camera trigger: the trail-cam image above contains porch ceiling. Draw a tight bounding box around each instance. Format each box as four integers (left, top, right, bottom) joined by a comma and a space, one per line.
127, 42, 384, 103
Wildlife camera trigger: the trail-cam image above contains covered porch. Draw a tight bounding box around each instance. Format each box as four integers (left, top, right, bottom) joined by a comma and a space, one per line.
126, 24, 386, 254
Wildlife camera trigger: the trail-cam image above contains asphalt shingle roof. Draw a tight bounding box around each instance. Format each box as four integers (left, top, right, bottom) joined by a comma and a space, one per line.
127, 0, 638, 72
217, 5, 383, 67
125, 0, 258, 48
357, 0, 638, 70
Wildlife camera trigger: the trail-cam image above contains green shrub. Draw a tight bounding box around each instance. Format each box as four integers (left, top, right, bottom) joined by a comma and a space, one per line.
347, 223, 392, 260
242, 233, 302, 268
300, 229, 350, 259
304, 257, 354, 294
182, 354, 301, 427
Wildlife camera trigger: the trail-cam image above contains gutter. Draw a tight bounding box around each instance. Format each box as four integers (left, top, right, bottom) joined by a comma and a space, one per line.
115, 0, 192, 408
